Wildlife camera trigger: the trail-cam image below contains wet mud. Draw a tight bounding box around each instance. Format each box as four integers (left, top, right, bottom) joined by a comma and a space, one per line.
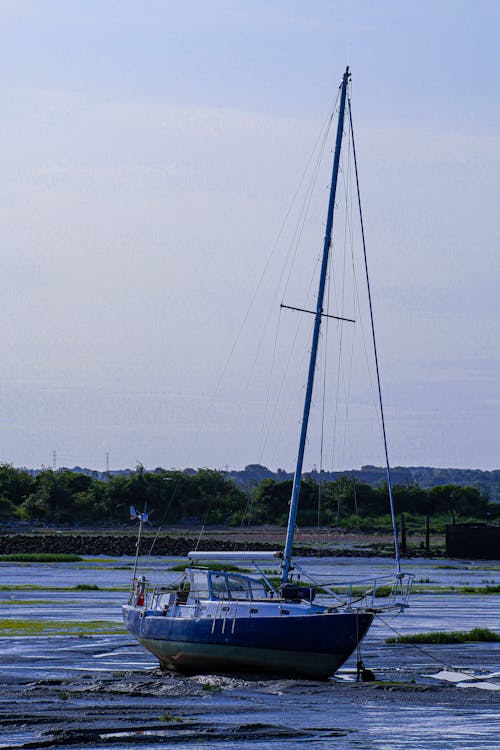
1, 555, 499, 749
2, 662, 499, 749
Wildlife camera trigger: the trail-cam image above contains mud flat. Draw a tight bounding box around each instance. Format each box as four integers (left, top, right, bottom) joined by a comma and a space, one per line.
1, 647, 499, 749
0, 555, 498, 749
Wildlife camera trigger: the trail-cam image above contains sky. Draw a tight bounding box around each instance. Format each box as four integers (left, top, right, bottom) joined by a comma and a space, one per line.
0, 0, 498, 472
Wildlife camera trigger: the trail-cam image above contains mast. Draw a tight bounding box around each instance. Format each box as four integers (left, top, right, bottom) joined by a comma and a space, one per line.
281, 67, 350, 584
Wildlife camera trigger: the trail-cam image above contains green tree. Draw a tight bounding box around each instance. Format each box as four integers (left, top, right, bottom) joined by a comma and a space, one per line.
0, 463, 34, 510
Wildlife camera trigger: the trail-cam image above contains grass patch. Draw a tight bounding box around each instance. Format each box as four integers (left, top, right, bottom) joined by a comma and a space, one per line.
459, 585, 500, 594
373, 585, 393, 597
201, 681, 222, 693
73, 584, 100, 590
0, 553, 82, 563
407, 584, 500, 595
386, 627, 500, 644
0, 618, 126, 637
160, 714, 184, 723
0, 599, 58, 606
0, 584, 128, 592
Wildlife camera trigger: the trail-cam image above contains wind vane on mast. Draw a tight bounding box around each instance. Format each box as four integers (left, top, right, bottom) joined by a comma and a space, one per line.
130, 505, 151, 523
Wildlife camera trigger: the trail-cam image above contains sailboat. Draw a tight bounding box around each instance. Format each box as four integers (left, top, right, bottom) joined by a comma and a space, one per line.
122, 68, 413, 680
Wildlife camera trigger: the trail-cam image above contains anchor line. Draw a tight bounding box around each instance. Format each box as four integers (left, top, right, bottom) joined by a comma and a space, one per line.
374, 613, 475, 676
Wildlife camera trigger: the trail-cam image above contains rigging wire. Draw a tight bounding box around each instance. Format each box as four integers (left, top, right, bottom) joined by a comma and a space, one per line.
329, 122, 382, 476
259, 281, 315, 464
314, 106, 355, 526
226, 93, 339, 467
258, 116, 339, 464
280, 106, 337, 302
348, 96, 401, 574
328, 95, 388, 486
315, 138, 351, 525
144, 95, 340, 557
338, 126, 357, 473
145, 477, 180, 557
234, 143, 328, 450
327, 124, 356, 476
317, 266, 331, 527
258, 305, 283, 460
188, 94, 340, 464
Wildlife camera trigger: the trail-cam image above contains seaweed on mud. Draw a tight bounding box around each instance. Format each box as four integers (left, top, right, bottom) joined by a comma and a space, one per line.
373, 682, 438, 692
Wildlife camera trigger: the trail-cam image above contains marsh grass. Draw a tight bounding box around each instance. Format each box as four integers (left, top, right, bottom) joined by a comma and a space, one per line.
0, 618, 126, 636
1, 599, 57, 606
458, 585, 500, 594
386, 627, 500, 644
407, 584, 500, 595
0, 584, 128, 592
373, 585, 393, 597
160, 714, 184, 723
0, 553, 82, 563
73, 584, 100, 590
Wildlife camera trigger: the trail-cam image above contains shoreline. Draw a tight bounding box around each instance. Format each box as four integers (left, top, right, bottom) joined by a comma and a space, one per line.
0, 528, 446, 558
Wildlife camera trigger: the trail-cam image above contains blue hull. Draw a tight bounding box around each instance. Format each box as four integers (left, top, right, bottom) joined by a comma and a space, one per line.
123, 606, 373, 680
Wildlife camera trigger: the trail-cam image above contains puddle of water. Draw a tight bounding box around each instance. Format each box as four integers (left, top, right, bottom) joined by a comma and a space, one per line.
456, 681, 500, 690
425, 668, 500, 691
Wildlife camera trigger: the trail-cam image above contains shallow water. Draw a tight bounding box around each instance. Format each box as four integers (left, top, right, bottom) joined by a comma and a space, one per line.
1, 555, 499, 749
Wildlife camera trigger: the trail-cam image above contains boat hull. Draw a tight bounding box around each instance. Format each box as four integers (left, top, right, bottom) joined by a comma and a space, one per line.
123, 606, 373, 680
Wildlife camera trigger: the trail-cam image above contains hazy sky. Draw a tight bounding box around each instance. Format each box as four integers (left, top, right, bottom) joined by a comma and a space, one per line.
1, 1, 498, 472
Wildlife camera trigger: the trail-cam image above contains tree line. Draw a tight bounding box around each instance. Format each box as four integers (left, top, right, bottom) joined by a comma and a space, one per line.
0, 463, 497, 528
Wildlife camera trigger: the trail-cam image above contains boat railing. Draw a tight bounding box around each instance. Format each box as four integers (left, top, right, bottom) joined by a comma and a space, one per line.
293, 563, 414, 611
128, 575, 149, 607
150, 585, 191, 611
342, 573, 413, 611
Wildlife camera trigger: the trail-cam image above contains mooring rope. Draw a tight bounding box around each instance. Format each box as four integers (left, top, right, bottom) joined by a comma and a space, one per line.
374, 612, 480, 677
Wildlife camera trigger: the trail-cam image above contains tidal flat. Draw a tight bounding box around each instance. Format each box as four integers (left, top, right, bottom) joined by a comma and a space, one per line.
0, 555, 499, 749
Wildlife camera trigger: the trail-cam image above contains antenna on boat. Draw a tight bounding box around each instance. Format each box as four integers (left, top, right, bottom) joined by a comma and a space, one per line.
130, 503, 152, 580
281, 66, 351, 586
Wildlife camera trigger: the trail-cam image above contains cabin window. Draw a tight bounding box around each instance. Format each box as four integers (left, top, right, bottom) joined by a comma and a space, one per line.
248, 579, 268, 599
208, 571, 268, 601
210, 573, 229, 599
191, 571, 210, 600
226, 575, 249, 600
